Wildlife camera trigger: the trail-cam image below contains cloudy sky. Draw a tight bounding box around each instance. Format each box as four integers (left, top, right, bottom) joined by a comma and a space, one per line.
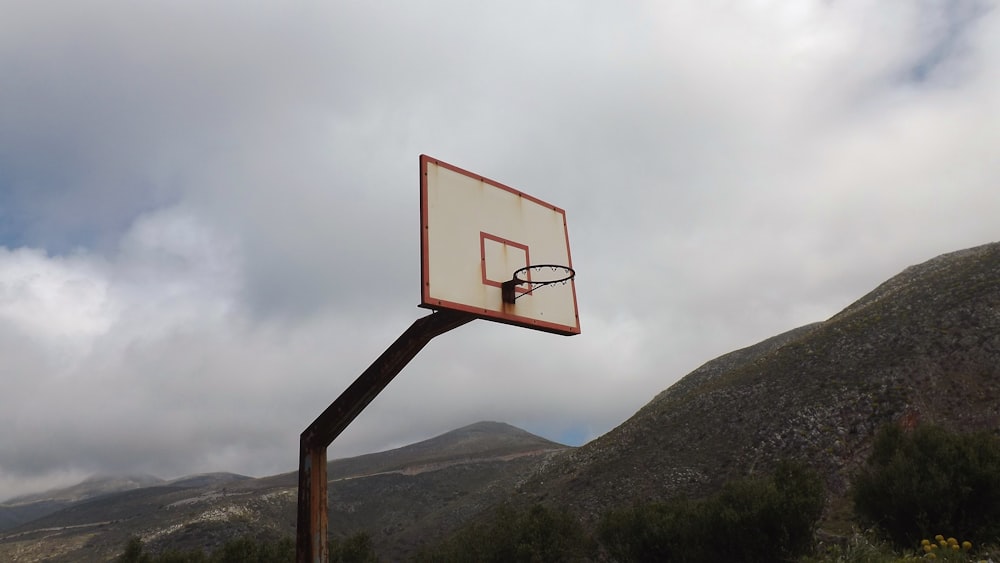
1, 1, 998, 501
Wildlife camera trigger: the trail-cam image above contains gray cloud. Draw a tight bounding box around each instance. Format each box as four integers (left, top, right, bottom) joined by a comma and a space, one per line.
0, 1, 998, 501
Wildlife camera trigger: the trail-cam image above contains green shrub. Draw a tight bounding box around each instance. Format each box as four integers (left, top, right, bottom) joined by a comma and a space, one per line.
329, 532, 378, 563
156, 551, 207, 563
118, 537, 152, 563
416, 503, 593, 562
800, 530, 898, 563
211, 537, 261, 563
117, 535, 293, 563
599, 460, 825, 562
851, 423, 1000, 548
598, 498, 705, 562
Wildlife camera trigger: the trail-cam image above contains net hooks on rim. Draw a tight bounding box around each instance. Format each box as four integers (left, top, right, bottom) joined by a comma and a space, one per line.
501, 264, 575, 304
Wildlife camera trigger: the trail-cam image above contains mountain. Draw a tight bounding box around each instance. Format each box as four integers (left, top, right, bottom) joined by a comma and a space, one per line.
2, 242, 998, 560
6, 475, 167, 506
0, 422, 568, 562
164, 473, 252, 489
516, 241, 1000, 531
0, 475, 165, 535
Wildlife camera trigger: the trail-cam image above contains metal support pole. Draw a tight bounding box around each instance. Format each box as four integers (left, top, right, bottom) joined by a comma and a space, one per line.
295, 310, 475, 563
297, 440, 328, 562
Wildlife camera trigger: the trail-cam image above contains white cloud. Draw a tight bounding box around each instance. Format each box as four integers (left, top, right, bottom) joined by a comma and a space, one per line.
0, 248, 110, 361
0, 0, 998, 501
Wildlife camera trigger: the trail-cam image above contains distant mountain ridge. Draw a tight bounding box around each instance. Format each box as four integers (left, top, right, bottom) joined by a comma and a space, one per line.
330, 420, 564, 478
0, 475, 170, 535
0, 421, 570, 562
4, 475, 166, 506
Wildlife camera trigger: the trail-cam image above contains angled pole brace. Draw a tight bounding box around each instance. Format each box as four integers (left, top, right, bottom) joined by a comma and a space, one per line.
295, 310, 475, 563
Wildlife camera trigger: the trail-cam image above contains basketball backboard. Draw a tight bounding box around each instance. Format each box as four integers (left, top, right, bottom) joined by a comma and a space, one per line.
419, 155, 580, 335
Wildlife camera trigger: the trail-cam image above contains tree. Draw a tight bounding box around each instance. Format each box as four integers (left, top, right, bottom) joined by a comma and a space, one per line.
852, 423, 1000, 547
599, 461, 825, 562
417, 503, 593, 562
329, 532, 378, 563
118, 537, 152, 563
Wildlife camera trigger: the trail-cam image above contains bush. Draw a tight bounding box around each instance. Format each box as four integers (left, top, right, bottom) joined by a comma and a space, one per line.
599, 460, 825, 562
212, 537, 262, 563
851, 423, 1000, 548
598, 498, 704, 562
416, 503, 593, 562
118, 537, 152, 563
155, 551, 207, 563
116, 535, 293, 563
329, 532, 378, 563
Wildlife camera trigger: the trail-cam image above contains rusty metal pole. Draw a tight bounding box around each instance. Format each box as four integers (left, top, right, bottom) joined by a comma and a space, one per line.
295, 310, 475, 563
297, 440, 328, 562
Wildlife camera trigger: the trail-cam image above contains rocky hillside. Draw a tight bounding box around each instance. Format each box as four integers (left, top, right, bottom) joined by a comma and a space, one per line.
0, 422, 568, 562
518, 242, 1000, 531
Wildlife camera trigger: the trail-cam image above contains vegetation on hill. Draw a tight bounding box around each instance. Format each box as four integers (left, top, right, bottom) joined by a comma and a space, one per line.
96, 427, 1000, 560
409, 423, 1000, 562
115, 533, 376, 563
851, 423, 1000, 548
415, 503, 594, 562
598, 460, 824, 562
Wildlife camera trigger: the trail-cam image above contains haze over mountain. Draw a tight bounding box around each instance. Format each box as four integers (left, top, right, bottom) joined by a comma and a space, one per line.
1, 242, 998, 561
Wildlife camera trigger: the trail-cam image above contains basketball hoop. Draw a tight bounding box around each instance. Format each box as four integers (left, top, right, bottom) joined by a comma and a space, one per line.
501, 264, 576, 304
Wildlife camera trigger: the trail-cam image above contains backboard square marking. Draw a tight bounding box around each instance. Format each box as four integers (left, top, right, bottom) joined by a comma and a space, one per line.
480, 232, 530, 293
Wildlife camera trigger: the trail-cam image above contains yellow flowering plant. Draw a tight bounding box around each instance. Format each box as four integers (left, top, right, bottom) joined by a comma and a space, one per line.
917, 534, 974, 561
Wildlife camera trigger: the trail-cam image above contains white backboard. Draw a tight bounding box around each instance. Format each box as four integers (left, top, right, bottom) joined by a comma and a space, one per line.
420, 155, 580, 335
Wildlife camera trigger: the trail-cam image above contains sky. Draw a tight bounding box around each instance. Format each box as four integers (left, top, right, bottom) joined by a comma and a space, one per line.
1, 1, 998, 502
